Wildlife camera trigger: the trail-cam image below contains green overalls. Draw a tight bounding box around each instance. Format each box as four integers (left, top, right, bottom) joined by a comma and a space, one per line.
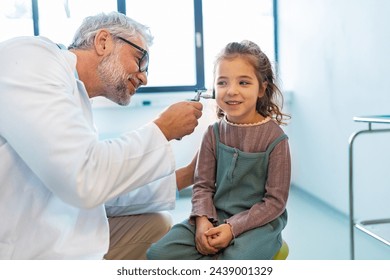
147, 123, 288, 260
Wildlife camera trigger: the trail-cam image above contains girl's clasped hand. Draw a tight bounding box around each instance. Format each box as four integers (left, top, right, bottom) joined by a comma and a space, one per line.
195, 216, 233, 255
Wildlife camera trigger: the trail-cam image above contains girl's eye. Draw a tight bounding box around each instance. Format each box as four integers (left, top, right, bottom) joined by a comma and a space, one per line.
216, 81, 226, 86
240, 81, 250, 85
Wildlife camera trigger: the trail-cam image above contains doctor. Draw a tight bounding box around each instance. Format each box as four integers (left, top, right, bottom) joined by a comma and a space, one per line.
0, 12, 202, 259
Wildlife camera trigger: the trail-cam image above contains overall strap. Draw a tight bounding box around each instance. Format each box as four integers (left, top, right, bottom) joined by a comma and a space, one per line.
266, 134, 288, 156
212, 122, 220, 158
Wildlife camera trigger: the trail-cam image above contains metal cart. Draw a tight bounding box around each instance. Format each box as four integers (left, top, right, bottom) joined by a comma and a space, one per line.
348, 115, 390, 259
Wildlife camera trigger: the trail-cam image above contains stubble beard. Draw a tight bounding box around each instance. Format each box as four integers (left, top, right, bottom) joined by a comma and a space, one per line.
97, 50, 132, 106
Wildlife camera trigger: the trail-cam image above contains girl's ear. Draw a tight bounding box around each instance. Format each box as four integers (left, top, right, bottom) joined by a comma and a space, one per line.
259, 81, 268, 97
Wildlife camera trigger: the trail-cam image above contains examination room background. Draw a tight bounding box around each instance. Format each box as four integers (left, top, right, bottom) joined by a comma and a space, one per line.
277, 0, 390, 259
2, 0, 388, 259
91, 0, 390, 259
95, 1, 390, 261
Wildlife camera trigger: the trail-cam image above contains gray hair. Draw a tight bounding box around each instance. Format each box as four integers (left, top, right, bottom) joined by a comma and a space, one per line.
68, 11, 153, 50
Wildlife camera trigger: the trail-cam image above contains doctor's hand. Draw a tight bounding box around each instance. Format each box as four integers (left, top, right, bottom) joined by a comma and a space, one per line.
175, 151, 198, 191
154, 101, 203, 141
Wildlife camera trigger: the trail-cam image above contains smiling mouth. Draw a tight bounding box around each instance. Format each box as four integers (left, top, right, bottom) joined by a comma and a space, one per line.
225, 101, 242, 105
126, 80, 139, 95
129, 80, 138, 90
127, 74, 141, 89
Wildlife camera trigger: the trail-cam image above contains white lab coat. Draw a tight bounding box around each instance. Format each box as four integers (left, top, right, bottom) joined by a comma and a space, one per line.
0, 36, 177, 259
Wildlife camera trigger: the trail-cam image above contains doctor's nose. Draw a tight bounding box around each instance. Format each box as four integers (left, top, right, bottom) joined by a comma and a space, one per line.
137, 72, 148, 86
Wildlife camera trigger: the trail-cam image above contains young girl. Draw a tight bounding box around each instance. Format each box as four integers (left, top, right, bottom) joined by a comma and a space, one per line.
147, 40, 291, 260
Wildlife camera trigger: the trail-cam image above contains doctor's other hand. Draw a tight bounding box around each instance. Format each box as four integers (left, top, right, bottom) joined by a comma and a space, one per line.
176, 151, 198, 191
154, 101, 203, 141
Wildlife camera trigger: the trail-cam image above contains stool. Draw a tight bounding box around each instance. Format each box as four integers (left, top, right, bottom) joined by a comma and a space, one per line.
272, 240, 289, 260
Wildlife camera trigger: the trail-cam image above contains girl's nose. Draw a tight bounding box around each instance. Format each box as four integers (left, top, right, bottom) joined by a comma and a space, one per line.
226, 85, 239, 95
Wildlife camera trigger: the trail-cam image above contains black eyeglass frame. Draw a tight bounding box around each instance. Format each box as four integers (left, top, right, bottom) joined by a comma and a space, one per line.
115, 36, 149, 74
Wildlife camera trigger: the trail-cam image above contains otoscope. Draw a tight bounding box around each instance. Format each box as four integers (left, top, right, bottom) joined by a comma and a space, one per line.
176, 89, 214, 140
190, 88, 214, 101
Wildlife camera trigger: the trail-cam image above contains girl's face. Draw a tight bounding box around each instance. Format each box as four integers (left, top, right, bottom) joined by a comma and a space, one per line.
214, 57, 266, 124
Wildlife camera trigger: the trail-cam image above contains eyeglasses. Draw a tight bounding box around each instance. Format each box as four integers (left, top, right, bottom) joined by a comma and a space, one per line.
115, 36, 149, 74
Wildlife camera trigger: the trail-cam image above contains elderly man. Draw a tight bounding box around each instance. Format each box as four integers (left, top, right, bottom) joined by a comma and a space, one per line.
0, 11, 202, 259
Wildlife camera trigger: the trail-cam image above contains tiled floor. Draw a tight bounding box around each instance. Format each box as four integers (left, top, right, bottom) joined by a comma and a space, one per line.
169, 186, 390, 260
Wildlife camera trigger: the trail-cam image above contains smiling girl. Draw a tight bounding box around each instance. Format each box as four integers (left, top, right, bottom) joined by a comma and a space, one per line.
147, 40, 291, 259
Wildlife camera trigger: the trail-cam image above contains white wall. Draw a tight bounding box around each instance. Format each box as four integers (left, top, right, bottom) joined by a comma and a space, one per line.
278, 0, 390, 220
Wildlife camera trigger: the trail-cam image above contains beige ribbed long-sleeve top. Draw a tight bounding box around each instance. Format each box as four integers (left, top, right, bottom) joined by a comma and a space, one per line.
191, 117, 291, 237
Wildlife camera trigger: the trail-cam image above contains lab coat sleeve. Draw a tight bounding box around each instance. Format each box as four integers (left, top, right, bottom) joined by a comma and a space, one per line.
0, 37, 176, 209
105, 174, 176, 216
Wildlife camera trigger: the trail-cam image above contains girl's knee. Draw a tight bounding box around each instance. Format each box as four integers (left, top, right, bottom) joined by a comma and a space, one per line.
146, 243, 159, 260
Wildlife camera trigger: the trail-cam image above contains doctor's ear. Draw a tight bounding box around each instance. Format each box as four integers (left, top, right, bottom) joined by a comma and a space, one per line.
94, 29, 113, 55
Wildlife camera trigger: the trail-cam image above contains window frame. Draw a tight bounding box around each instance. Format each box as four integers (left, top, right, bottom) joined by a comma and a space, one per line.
30, 0, 277, 94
